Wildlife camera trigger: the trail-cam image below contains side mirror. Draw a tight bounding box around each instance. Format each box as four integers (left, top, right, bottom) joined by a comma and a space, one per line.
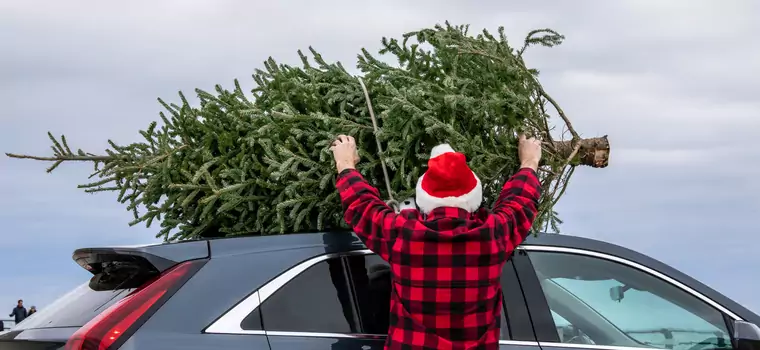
734, 320, 760, 350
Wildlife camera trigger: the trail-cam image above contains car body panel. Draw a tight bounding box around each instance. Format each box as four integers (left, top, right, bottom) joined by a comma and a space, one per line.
120, 331, 270, 350
267, 335, 384, 350
207, 231, 364, 257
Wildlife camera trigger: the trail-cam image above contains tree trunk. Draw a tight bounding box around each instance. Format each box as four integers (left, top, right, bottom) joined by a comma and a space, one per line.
552, 135, 610, 168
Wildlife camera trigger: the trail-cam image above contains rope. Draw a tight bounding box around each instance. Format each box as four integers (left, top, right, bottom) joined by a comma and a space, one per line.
357, 77, 398, 210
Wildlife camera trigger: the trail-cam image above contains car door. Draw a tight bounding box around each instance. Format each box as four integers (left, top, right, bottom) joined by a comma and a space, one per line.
512, 245, 740, 350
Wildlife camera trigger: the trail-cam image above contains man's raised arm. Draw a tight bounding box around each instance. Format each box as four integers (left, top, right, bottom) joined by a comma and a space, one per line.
332, 135, 400, 261
491, 135, 543, 252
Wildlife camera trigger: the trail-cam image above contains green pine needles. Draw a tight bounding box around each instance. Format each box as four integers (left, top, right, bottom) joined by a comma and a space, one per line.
7, 22, 610, 241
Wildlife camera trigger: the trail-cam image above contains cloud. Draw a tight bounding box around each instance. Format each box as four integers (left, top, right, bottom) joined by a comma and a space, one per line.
1, 0, 758, 316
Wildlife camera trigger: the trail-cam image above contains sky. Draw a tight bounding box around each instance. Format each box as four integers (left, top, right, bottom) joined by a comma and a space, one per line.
1, 0, 759, 322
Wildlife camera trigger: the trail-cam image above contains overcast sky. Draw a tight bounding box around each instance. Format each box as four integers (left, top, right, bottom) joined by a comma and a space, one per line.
1, 0, 758, 321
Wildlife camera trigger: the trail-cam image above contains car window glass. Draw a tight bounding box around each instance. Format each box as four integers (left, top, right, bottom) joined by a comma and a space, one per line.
500, 301, 509, 339
259, 257, 359, 333
345, 254, 391, 335
240, 307, 262, 330
11, 283, 133, 330
502, 259, 528, 340
551, 309, 594, 343
528, 251, 732, 350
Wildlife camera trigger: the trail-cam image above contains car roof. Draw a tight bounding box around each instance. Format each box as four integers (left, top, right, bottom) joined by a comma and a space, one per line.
95, 231, 637, 262
205, 231, 633, 257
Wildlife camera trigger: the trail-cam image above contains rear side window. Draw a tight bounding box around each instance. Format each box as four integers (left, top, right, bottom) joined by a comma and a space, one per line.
252, 253, 513, 338
260, 257, 359, 333
13, 283, 132, 330
255, 255, 391, 335
344, 254, 391, 335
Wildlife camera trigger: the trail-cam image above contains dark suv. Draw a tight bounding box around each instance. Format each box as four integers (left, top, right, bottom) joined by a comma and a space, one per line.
1, 232, 759, 350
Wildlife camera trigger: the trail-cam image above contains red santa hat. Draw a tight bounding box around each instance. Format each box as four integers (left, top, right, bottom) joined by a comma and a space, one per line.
415, 144, 483, 214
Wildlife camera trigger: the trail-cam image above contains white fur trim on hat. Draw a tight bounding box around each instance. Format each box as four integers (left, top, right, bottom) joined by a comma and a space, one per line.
415, 173, 483, 214
429, 144, 455, 159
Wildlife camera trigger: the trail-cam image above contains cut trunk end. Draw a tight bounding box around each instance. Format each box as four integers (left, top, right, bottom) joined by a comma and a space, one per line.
552, 135, 610, 168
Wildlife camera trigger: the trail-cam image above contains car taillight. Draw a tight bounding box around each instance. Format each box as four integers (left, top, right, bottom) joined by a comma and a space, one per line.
65, 259, 206, 350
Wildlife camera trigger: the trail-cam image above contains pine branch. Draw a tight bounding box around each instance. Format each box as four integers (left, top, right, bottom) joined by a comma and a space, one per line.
538, 86, 579, 140
5, 153, 113, 162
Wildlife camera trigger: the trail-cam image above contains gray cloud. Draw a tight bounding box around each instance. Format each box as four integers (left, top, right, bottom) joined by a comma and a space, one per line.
1, 0, 758, 313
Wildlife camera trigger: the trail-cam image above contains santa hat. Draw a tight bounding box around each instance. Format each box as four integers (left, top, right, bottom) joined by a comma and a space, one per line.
415, 144, 483, 214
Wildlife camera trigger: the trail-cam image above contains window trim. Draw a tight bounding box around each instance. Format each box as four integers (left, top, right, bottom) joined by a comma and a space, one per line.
518, 245, 743, 350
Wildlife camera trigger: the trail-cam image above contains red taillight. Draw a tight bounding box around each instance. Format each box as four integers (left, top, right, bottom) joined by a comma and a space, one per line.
65, 259, 205, 350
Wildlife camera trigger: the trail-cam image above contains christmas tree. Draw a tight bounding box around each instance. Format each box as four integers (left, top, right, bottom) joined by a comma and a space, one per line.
6, 22, 610, 241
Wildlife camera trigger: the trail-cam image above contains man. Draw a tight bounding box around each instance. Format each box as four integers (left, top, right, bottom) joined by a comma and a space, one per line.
331, 134, 542, 350
9, 299, 27, 325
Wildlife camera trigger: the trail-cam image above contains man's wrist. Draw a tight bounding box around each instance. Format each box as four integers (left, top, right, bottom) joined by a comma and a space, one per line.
520, 161, 539, 172
336, 161, 356, 173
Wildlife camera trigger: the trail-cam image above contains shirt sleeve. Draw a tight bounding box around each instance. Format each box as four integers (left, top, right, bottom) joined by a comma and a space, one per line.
491, 167, 542, 253
336, 169, 401, 260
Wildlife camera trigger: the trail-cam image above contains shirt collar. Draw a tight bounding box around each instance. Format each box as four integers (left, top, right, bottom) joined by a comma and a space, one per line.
424, 207, 473, 220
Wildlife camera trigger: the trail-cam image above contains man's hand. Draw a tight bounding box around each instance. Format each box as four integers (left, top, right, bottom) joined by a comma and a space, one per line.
331, 135, 360, 173
518, 134, 541, 171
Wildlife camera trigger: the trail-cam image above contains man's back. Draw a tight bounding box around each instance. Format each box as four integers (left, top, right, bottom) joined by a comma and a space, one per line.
386, 207, 510, 347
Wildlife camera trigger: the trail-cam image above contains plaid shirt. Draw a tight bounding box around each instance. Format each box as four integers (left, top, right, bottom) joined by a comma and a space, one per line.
336, 167, 541, 350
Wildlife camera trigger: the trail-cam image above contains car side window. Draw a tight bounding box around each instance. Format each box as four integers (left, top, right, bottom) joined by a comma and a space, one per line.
527, 251, 732, 350
345, 254, 392, 335
259, 257, 360, 333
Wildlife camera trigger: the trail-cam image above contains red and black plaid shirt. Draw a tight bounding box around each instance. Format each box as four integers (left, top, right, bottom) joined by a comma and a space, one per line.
336, 167, 541, 350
